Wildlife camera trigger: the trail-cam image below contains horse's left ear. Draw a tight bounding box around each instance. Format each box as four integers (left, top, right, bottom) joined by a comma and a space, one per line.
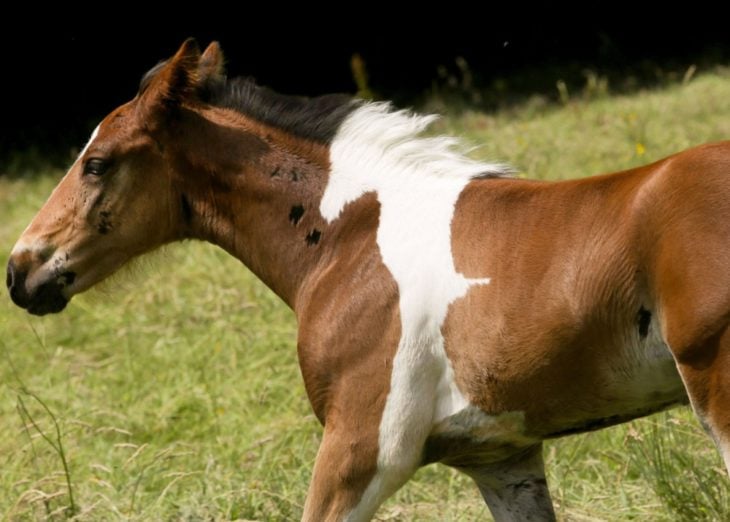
199, 41, 226, 86
138, 38, 201, 119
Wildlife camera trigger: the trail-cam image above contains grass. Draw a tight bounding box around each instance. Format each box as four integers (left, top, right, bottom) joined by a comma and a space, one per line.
2, 68, 730, 521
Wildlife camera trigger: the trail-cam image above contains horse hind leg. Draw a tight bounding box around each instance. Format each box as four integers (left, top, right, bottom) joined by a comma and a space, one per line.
669, 320, 730, 475
654, 167, 730, 475
462, 444, 557, 522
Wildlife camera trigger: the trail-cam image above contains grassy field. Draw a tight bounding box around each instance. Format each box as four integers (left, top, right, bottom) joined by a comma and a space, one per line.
2, 69, 730, 521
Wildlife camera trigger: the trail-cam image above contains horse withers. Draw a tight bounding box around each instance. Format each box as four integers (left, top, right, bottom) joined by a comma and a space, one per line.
7, 39, 730, 521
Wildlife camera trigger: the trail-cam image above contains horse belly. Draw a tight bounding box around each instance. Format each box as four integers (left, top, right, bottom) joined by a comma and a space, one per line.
427, 323, 687, 466
543, 329, 688, 437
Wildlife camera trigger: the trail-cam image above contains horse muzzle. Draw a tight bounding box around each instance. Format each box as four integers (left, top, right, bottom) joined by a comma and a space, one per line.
6, 259, 72, 316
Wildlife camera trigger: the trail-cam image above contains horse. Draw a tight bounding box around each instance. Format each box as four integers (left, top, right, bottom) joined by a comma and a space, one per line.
6, 39, 730, 521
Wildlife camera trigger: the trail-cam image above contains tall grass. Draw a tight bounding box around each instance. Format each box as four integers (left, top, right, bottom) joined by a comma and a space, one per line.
1, 69, 730, 520
626, 413, 730, 520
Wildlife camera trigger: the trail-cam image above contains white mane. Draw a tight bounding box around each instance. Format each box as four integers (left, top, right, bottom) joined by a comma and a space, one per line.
320, 102, 511, 221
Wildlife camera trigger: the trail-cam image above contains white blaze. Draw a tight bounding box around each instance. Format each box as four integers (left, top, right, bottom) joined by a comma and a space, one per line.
12, 124, 100, 257
78, 124, 100, 160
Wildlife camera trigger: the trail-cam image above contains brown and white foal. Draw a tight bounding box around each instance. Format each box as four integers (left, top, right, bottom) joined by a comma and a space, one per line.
7, 40, 730, 521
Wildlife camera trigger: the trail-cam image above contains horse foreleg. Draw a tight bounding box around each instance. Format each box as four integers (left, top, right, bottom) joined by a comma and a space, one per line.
462, 444, 556, 522
300, 367, 421, 522
301, 425, 376, 521
301, 422, 416, 522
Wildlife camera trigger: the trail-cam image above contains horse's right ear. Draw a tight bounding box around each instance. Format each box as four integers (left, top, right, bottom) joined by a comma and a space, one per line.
199, 41, 226, 86
138, 38, 202, 120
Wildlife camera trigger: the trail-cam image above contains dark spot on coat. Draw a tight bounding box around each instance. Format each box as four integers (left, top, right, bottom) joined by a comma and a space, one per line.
638, 306, 651, 338
181, 193, 193, 224
59, 272, 76, 286
153, 136, 165, 153
505, 478, 548, 493
291, 170, 300, 182
270, 166, 281, 178
289, 205, 305, 225
306, 229, 321, 246
98, 210, 112, 235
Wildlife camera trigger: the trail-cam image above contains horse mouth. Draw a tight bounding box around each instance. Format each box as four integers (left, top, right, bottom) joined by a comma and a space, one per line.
24, 284, 70, 315
7, 261, 71, 316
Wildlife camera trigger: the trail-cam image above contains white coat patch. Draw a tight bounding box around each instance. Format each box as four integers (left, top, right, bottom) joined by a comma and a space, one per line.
78, 124, 100, 160
320, 103, 509, 518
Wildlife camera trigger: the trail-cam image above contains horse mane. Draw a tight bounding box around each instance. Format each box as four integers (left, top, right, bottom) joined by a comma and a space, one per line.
139, 62, 359, 144
328, 102, 513, 182
204, 80, 511, 179
138, 61, 167, 94
138, 65, 511, 178
204, 77, 360, 144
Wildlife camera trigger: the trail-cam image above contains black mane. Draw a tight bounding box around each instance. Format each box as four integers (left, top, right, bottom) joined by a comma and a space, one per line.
206, 77, 359, 144
139, 60, 167, 95
139, 64, 359, 144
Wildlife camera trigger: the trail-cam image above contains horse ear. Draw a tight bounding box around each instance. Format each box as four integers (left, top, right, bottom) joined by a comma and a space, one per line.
138, 38, 201, 118
199, 41, 226, 85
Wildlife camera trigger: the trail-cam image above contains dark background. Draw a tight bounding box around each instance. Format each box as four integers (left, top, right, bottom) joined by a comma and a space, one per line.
2, 10, 728, 167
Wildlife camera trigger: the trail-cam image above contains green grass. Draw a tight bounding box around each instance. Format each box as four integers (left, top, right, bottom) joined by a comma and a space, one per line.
2, 69, 730, 521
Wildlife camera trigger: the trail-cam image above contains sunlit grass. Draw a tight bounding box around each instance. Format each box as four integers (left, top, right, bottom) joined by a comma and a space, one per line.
1, 69, 730, 520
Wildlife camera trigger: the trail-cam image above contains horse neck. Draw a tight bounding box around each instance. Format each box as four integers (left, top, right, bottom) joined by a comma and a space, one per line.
175, 107, 336, 309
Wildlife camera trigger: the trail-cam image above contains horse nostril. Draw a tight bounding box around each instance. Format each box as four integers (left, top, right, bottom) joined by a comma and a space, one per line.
6, 260, 33, 309
6, 261, 15, 291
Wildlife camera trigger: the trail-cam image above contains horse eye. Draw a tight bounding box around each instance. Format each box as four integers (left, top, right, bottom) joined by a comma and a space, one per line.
84, 158, 109, 177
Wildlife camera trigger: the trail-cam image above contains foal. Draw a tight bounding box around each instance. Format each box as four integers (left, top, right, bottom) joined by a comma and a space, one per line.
7, 40, 730, 521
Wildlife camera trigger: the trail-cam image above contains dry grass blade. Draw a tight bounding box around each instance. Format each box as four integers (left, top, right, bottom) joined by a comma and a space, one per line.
16, 391, 77, 517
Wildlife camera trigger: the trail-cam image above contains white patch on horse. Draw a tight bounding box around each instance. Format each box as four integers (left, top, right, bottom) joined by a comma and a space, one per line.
321, 103, 509, 518
78, 124, 100, 160
620, 315, 683, 404
10, 238, 47, 257
431, 407, 533, 442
